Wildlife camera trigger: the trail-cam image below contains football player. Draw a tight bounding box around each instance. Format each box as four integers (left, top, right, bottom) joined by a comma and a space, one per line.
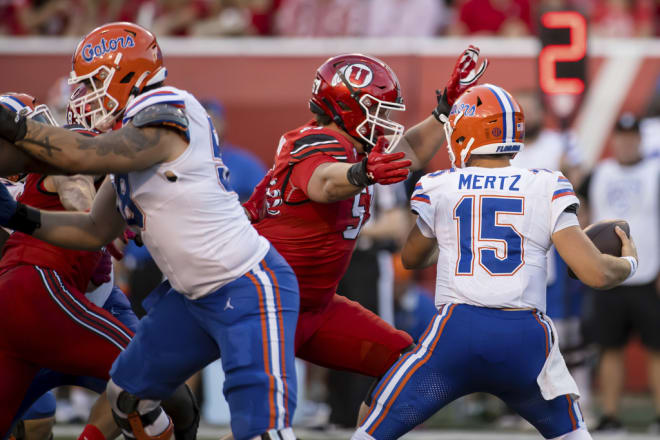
0, 93, 199, 440
0, 22, 299, 440
352, 85, 638, 440
243, 47, 488, 423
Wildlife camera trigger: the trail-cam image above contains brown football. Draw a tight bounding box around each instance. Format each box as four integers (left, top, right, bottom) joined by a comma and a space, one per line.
567, 219, 630, 279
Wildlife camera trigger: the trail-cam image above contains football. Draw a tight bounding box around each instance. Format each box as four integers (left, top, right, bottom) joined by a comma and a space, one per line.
567, 219, 630, 279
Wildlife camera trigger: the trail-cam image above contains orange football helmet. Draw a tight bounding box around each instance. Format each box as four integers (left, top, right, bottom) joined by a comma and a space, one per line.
442, 84, 524, 168
68, 21, 166, 131
0, 92, 57, 126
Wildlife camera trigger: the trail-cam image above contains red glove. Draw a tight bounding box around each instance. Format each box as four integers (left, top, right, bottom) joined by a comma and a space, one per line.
120, 228, 137, 244
347, 137, 411, 186
433, 45, 489, 121
243, 169, 274, 223
447, 45, 489, 104
91, 249, 112, 286
106, 228, 136, 260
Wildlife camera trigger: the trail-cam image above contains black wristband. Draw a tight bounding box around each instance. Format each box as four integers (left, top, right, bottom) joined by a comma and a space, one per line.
431, 88, 451, 123
7, 202, 41, 235
346, 158, 372, 187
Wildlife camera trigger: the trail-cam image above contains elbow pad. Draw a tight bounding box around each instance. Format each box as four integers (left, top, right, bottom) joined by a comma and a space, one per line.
132, 104, 189, 141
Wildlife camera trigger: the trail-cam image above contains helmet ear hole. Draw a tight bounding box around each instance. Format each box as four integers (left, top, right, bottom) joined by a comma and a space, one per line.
456, 136, 465, 144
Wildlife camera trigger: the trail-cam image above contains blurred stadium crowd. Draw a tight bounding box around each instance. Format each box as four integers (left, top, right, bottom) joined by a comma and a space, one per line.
0, 0, 658, 38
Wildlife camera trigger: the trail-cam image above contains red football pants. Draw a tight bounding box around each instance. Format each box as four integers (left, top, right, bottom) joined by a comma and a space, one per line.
295, 293, 413, 377
0, 265, 133, 430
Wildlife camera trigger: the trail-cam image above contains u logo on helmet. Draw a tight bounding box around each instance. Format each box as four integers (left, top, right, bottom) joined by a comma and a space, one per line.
331, 64, 373, 88
81, 36, 136, 63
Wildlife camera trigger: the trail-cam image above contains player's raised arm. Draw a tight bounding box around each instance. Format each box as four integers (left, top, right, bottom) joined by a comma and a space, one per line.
0, 110, 185, 174
396, 46, 488, 169
553, 225, 638, 289
0, 178, 126, 251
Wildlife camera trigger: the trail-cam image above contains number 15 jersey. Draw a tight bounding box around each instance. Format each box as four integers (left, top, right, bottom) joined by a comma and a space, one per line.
411, 166, 579, 312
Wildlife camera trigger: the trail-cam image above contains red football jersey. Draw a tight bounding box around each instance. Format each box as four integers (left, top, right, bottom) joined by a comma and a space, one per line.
1, 175, 102, 294
256, 120, 371, 309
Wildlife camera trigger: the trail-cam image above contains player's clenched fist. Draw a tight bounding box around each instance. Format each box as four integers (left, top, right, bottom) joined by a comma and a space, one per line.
347, 137, 411, 187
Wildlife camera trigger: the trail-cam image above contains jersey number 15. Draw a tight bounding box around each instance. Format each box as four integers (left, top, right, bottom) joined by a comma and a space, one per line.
453, 195, 525, 276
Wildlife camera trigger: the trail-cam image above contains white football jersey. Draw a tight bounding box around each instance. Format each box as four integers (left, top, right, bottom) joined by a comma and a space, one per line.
113, 86, 269, 299
411, 166, 579, 312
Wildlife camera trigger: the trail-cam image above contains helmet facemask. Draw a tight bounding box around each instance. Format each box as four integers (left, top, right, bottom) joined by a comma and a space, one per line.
333, 66, 405, 153
68, 55, 121, 131
28, 104, 58, 126
356, 94, 405, 153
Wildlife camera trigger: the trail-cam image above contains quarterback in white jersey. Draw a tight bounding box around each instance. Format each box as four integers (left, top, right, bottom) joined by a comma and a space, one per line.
413, 166, 578, 311
353, 85, 637, 440
0, 22, 299, 440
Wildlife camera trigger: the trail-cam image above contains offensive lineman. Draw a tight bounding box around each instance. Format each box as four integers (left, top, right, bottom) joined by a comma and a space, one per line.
353, 85, 638, 440
0, 22, 299, 440
0, 93, 198, 440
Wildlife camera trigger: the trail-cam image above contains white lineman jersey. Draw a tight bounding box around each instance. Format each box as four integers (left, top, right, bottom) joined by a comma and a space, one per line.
411, 166, 579, 312
113, 86, 269, 299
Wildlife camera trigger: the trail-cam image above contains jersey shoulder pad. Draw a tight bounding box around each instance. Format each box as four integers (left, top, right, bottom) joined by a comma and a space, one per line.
131, 103, 189, 139
287, 130, 354, 163
550, 172, 577, 201
122, 87, 187, 124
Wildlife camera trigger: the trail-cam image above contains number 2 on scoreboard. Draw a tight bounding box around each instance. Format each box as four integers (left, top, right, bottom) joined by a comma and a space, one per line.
453, 195, 525, 276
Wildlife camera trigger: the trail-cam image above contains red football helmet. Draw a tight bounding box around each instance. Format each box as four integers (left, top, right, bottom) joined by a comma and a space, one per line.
68, 21, 166, 131
309, 54, 405, 152
442, 84, 524, 168
0, 92, 57, 126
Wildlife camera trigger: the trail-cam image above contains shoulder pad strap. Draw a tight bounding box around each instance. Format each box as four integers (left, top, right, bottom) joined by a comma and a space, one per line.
131, 103, 189, 140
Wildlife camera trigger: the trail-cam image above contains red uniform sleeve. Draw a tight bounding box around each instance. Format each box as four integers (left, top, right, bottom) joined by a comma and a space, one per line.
289, 154, 338, 197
